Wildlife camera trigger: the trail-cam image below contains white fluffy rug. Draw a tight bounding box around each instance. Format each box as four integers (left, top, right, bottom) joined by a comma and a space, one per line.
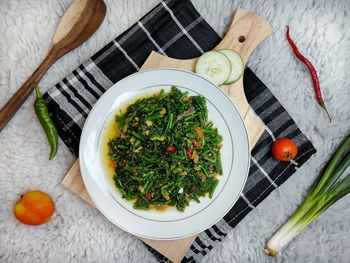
1, 0, 350, 262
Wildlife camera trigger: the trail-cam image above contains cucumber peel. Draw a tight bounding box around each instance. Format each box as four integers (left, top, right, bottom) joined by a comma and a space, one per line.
195, 49, 245, 86
218, 49, 244, 85
195, 51, 231, 86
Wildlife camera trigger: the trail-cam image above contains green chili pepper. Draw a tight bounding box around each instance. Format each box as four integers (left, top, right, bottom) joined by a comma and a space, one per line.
34, 85, 58, 160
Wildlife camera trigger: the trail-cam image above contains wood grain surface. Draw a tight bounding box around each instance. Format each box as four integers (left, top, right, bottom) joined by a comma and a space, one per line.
0, 0, 106, 131
62, 9, 272, 263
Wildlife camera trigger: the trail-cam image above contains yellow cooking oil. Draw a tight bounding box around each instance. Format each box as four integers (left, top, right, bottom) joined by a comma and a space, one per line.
100, 90, 172, 212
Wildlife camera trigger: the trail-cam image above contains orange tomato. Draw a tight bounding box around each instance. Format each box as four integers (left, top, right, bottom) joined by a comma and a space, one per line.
13, 190, 55, 226
272, 138, 298, 162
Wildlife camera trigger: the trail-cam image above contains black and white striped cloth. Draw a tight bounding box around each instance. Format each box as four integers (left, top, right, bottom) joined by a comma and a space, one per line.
43, 0, 316, 262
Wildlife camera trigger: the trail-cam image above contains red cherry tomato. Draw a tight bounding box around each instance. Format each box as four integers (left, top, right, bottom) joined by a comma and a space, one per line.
186, 148, 193, 158
145, 193, 152, 200
272, 138, 298, 162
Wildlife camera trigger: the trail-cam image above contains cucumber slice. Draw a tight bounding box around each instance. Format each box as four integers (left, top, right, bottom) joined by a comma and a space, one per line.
218, 49, 244, 85
195, 51, 231, 86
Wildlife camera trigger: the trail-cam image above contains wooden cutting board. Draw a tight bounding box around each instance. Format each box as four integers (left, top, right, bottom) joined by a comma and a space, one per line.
62, 9, 272, 263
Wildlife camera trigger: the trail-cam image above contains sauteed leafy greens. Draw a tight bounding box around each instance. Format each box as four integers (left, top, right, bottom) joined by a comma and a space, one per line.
108, 87, 223, 211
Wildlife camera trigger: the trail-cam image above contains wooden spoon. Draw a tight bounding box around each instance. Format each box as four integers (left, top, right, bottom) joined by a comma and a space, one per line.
0, 0, 106, 131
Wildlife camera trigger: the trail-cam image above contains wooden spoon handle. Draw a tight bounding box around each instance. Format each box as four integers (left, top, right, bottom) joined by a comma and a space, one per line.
0, 50, 56, 131
0, 0, 106, 132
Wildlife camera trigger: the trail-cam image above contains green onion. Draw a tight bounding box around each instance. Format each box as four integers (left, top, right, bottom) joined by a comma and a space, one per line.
265, 134, 350, 256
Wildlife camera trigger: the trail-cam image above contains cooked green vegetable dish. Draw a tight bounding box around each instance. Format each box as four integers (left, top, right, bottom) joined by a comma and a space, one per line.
108, 87, 223, 211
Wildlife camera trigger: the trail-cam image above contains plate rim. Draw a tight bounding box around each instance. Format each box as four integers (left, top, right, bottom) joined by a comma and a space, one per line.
79, 68, 251, 240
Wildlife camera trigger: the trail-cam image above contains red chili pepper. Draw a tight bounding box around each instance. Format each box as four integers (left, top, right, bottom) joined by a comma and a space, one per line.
194, 127, 204, 140
191, 139, 201, 148
186, 148, 193, 158
162, 152, 168, 158
145, 193, 152, 200
166, 146, 176, 153
286, 26, 331, 122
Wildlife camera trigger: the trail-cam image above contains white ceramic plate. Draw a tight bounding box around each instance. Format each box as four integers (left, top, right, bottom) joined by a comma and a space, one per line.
79, 68, 250, 240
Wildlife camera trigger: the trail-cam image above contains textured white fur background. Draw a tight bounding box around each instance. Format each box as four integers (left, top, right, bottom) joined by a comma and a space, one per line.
1, 0, 350, 262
